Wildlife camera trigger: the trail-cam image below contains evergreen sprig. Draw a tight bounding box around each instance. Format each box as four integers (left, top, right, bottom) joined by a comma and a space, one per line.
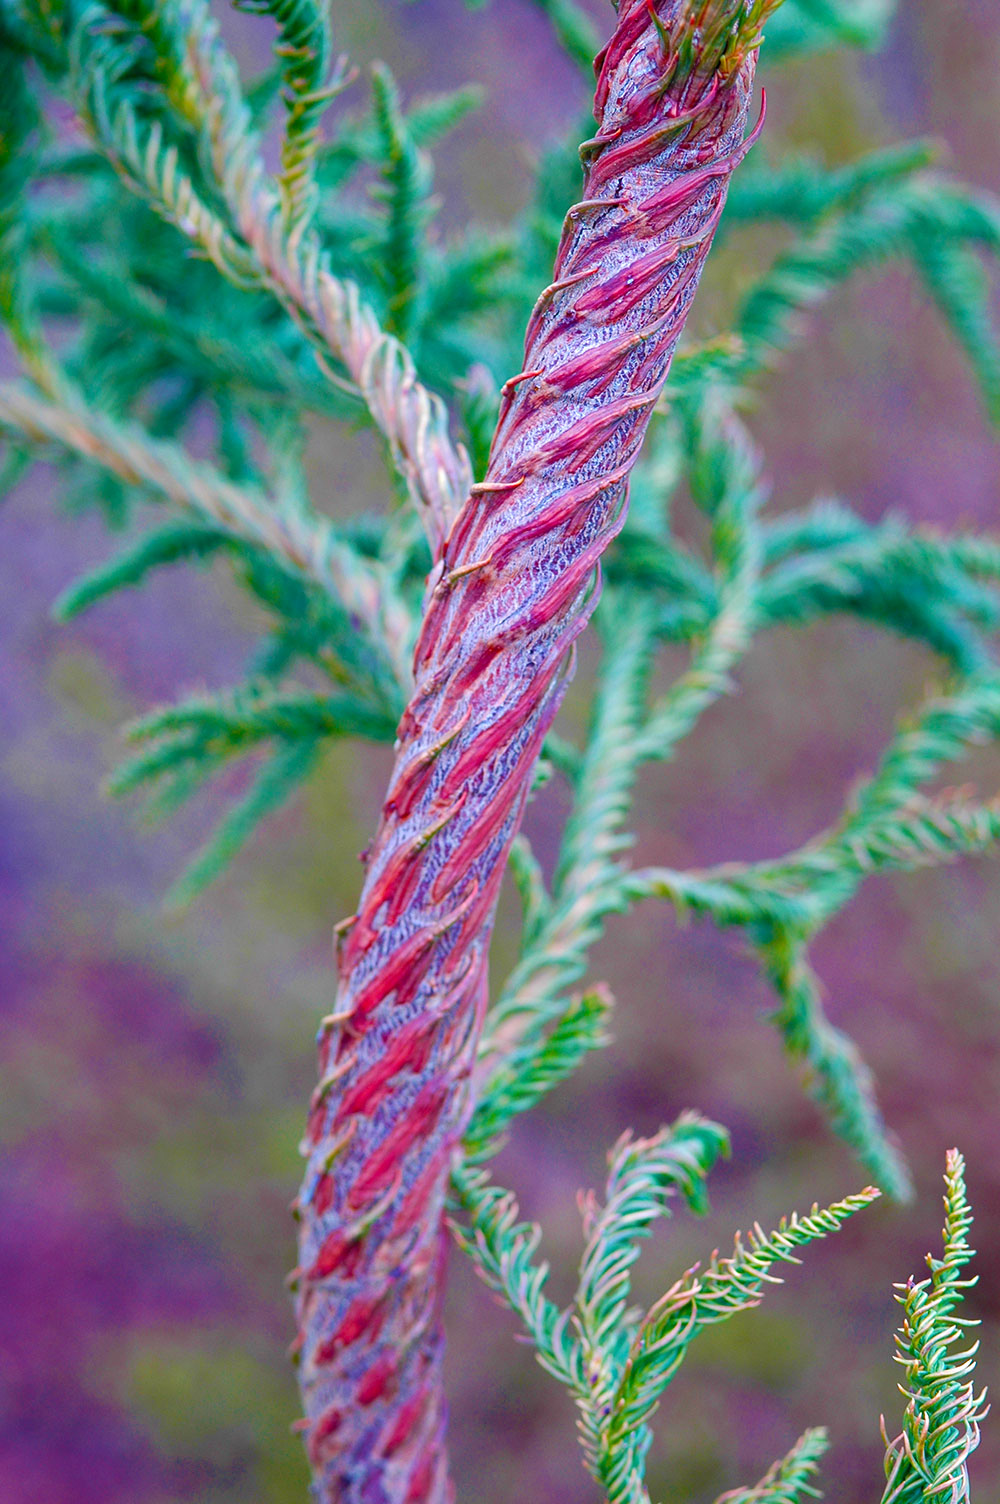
369, 62, 434, 340
109, 682, 397, 797
51, 520, 239, 617
449, 1159, 582, 1389
575, 1115, 730, 1368
715, 1427, 829, 1504
462, 985, 613, 1162
163, 735, 324, 907
881, 1150, 987, 1503
232, 0, 342, 231
103, 682, 398, 904
593, 1187, 881, 1502
454, 1111, 877, 1504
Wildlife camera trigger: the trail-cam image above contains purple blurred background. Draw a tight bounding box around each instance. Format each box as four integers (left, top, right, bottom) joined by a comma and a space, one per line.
3, 2, 1000, 1500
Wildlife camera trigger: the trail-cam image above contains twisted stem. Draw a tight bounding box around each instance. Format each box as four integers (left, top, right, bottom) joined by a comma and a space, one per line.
291, 4, 772, 1500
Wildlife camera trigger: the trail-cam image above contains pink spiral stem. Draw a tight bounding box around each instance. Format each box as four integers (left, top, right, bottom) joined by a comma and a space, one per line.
293, 5, 770, 1499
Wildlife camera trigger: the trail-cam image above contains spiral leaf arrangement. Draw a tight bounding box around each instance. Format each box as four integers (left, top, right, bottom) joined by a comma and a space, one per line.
291, 7, 775, 1497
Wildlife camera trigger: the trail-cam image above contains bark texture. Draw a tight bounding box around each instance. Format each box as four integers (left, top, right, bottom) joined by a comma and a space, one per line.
294, 4, 766, 1498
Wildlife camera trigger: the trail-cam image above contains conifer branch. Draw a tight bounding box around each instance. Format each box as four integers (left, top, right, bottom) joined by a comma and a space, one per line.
107, 684, 398, 803
573, 1179, 877, 1502
598, 1186, 880, 1497
42, 224, 354, 414
0, 379, 412, 687
164, 736, 324, 907
463, 986, 613, 1162
232, 0, 343, 233
448, 1159, 582, 1388
880, 1150, 988, 1503
72, 0, 472, 557
622, 667, 1000, 1195
451, 1115, 871, 1504
575, 1115, 729, 1370
370, 62, 433, 341
689, 166, 1000, 426
758, 929, 911, 1200
51, 521, 239, 619
634, 398, 764, 762
715, 1427, 829, 1504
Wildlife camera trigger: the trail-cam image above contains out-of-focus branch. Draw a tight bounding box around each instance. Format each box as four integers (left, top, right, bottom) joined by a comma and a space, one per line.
0, 379, 412, 685
75, 0, 471, 558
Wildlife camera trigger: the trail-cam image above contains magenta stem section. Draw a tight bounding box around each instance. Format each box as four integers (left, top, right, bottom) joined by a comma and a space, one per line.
293, 5, 761, 1499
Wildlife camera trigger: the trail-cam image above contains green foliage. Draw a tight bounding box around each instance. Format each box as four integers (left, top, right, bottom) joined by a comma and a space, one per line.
162, 735, 325, 907
621, 671, 1000, 1200
760, 930, 911, 1199
1, 0, 996, 1494
110, 683, 395, 797
52, 521, 240, 617
595, 1188, 880, 1502
711, 161, 1000, 430
714, 1427, 829, 1504
881, 1151, 987, 1503
575, 1116, 730, 1364
232, 0, 340, 231
454, 1115, 877, 1504
763, 0, 895, 60
368, 62, 434, 339
449, 1158, 582, 1389
105, 681, 397, 904
463, 984, 613, 1162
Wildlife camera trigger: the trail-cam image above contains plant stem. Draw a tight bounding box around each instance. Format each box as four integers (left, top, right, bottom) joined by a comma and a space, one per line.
293, 5, 771, 1499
